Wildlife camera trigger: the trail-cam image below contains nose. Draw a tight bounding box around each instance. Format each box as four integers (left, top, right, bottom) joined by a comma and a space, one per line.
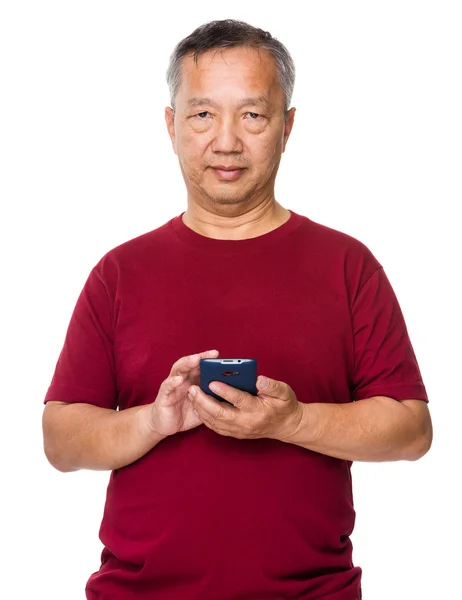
211, 116, 243, 154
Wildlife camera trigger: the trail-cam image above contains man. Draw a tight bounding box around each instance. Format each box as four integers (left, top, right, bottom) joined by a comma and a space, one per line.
42, 19, 432, 600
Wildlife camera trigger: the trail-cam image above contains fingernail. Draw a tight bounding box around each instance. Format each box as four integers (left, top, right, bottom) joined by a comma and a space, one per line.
258, 377, 268, 389
189, 386, 197, 397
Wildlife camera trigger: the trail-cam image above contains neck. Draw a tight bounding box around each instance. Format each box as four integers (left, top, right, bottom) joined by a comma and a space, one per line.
181, 199, 291, 241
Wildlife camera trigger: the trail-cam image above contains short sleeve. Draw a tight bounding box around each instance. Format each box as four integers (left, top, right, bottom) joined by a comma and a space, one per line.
351, 267, 428, 402
44, 268, 117, 409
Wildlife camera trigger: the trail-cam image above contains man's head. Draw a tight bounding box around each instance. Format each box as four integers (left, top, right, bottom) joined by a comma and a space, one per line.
165, 19, 296, 212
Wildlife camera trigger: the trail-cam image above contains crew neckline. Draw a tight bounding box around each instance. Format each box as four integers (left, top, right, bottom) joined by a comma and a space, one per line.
170, 209, 304, 252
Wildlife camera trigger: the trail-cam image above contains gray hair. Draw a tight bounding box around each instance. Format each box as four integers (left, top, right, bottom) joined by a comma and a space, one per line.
166, 19, 295, 115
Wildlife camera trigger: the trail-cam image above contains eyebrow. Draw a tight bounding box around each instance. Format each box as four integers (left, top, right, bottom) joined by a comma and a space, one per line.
187, 96, 271, 110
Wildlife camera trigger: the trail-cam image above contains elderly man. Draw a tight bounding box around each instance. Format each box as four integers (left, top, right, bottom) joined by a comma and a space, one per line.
43, 19, 432, 600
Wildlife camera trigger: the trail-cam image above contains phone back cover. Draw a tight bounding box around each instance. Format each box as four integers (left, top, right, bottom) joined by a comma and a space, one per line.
199, 359, 257, 402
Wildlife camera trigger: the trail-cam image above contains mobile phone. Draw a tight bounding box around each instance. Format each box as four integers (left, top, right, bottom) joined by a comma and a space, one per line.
199, 358, 258, 403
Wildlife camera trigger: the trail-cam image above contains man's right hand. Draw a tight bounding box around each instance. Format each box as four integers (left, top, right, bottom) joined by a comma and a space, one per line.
147, 349, 220, 437
43, 349, 220, 471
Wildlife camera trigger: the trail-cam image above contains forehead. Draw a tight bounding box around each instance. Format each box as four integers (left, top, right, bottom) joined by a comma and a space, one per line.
176, 46, 283, 107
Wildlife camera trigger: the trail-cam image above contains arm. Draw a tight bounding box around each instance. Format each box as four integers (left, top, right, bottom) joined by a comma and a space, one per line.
42, 264, 160, 472
282, 396, 432, 462
189, 377, 432, 462
191, 264, 431, 459
42, 402, 166, 472
43, 350, 220, 472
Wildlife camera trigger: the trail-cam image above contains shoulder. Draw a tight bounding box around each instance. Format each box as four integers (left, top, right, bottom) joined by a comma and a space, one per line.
297, 213, 375, 255
301, 216, 379, 265
97, 221, 171, 270
296, 213, 382, 281
89, 216, 176, 286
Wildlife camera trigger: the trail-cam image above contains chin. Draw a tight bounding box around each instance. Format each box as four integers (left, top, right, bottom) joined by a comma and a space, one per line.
204, 191, 250, 205
201, 182, 258, 205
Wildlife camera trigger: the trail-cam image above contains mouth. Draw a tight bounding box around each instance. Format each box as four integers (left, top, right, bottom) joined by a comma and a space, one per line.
210, 166, 246, 181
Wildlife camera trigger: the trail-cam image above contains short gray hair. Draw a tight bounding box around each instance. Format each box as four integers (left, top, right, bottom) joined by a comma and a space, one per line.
166, 19, 295, 115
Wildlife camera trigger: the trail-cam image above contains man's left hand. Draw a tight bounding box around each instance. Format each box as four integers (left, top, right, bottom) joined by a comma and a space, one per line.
187, 376, 304, 441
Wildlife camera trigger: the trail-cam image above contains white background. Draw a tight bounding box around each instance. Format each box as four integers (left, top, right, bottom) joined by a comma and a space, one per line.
1, 1, 461, 598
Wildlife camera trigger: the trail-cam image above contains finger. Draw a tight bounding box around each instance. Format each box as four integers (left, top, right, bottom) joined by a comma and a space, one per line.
185, 349, 220, 378
256, 376, 290, 400
189, 386, 230, 427
160, 375, 184, 395
170, 349, 219, 377
207, 381, 249, 409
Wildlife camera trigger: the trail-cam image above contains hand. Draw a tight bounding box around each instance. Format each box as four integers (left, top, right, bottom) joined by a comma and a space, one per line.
188, 375, 304, 441
148, 349, 220, 437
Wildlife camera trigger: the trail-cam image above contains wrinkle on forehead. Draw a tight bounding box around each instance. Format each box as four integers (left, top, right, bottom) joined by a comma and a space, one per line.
203, 46, 264, 68
177, 46, 284, 112
186, 46, 273, 77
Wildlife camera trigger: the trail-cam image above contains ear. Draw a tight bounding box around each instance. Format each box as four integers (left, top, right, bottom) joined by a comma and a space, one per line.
282, 107, 296, 152
165, 107, 177, 155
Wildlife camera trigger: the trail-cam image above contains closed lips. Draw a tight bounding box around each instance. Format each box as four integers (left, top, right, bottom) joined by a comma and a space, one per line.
211, 165, 245, 170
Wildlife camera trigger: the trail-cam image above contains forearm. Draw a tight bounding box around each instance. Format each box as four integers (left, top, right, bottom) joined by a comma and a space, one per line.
43, 403, 166, 472
282, 396, 431, 462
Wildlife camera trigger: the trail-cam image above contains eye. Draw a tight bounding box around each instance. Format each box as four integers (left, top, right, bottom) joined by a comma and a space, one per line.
195, 111, 211, 119
247, 112, 261, 119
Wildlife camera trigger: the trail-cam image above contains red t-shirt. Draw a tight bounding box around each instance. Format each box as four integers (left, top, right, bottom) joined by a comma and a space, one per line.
45, 210, 428, 600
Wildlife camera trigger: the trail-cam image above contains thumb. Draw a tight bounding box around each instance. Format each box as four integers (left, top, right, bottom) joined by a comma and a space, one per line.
257, 376, 279, 396
257, 376, 293, 401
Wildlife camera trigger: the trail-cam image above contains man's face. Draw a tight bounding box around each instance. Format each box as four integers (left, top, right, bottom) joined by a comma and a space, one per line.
165, 46, 295, 209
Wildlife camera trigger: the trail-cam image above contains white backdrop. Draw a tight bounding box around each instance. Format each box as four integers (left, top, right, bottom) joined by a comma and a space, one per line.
1, 1, 460, 598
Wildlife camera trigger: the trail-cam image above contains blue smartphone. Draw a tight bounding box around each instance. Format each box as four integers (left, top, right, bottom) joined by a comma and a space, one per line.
199, 358, 258, 403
